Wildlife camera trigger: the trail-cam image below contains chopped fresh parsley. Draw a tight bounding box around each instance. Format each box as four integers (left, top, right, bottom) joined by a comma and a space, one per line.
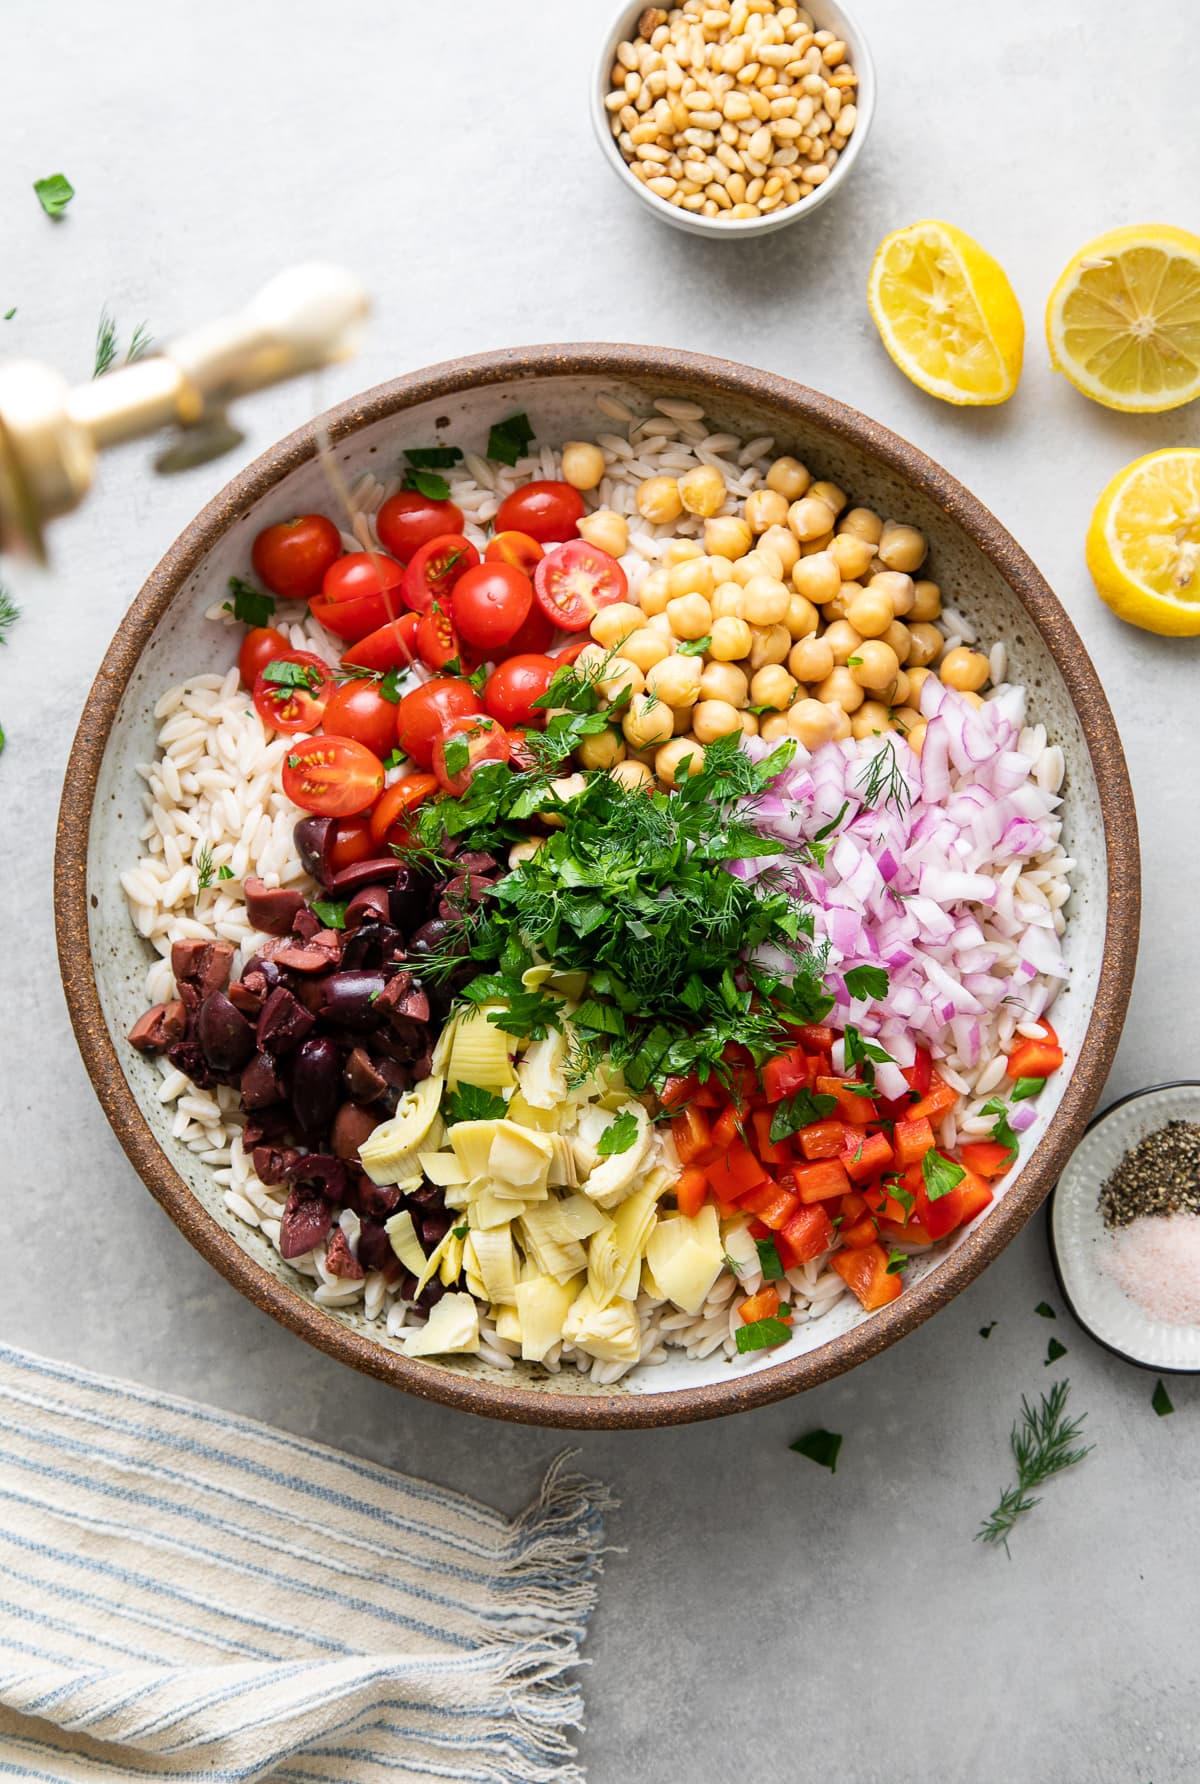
34, 173, 74, 217
311, 898, 349, 930
3, 308, 15, 321
443, 1082, 508, 1125
811, 801, 849, 844
1034, 1301, 1056, 1320
379, 667, 404, 704
487, 411, 535, 466
735, 1315, 792, 1353
676, 635, 712, 657
1012, 1076, 1045, 1102
790, 1428, 842, 1472
1045, 1337, 1068, 1366
383, 747, 405, 772
217, 865, 235, 882
404, 468, 452, 501
769, 1088, 837, 1143
755, 1236, 785, 1281
843, 1025, 894, 1070
1152, 1378, 1175, 1418
922, 1150, 965, 1202
452, 1223, 470, 1239
979, 1321, 997, 1339
404, 445, 463, 470
886, 1249, 908, 1275
263, 658, 322, 693
597, 1109, 640, 1157
223, 576, 275, 629
881, 1172, 915, 1217
980, 1096, 1019, 1162
846, 654, 864, 667
844, 964, 889, 1002
442, 735, 470, 779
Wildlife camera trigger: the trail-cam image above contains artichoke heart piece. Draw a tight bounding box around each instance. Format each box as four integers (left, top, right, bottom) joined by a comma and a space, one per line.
358, 1076, 444, 1184
506, 1090, 562, 1133
520, 1202, 588, 1284
469, 1228, 518, 1305
517, 1027, 569, 1110
581, 1103, 653, 1209
644, 1203, 725, 1316
589, 1171, 671, 1304
413, 1224, 461, 1299
561, 1285, 641, 1363
449, 1119, 504, 1180
419, 1150, 470, 1187
384, 1208, 427, 1278
474, 1187, 527, 1230
494, 1304, 523, 1345
401, 1293, 480, 1358
446, 1004, 518, 1089
489, 1121, 554, 1191
515, 1274, 580, 1362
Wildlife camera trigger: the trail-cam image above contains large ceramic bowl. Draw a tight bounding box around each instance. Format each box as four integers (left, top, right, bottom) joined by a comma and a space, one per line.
56, 345, 1140, 1428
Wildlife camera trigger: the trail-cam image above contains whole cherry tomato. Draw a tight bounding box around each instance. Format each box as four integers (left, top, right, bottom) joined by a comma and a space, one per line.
326, 816, 375, 873
281, 736, 384, 818
376, 489, 465, 562
399, 534, 480, 613
394, 678, 484, 768
310, 553, 407, 644
238, 625, 290, 691
451, 562, 533, 649
321, 678, 401, 757
321, 552, 405, 606
485, 530, 544, 577
503, 601, 557, 654
494, 481, 586, 545
433, 716, 511, 795
251, 514, 341, 601
483, 654, 559, 729
252, 651, 335, 734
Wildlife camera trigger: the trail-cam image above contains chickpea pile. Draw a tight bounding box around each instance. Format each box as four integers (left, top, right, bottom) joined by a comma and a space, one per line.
569, 451, 993, 790
604, 0, 858, 222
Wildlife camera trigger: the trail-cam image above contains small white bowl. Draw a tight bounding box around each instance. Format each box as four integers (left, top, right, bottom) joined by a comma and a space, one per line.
590, 0, 875, 238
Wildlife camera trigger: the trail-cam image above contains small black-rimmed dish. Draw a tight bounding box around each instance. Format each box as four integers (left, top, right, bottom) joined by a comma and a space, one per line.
1049, 1081, 1200, 1374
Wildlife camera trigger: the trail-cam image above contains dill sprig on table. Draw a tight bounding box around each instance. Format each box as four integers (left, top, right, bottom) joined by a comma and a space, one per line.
976, 1379, 1093, 1553
0, 584, 20, 645
94, 309, 154, 378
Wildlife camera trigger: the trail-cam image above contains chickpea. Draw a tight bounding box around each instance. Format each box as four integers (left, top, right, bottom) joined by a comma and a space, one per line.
759, 523, 801, 575
655, 736, 706, 786
911, 579, 943, 622
823, 618, 863, 665
758, 713, 793, 744
940, 646, 990, 692
709, 615, 753, 662
573, 644, 608, 677
788, 634, 834, 683
611, 758, 654, 791
741, 574, 791, 626
791, 550, 840, 605
704, 515, 753, 560
692, 699, 743, 743
646, 653, 703, 707
700, 659, 749, 706
578, 508, 628, 557
508, 838, 545, 868
739, 711, 760, 738
706, 556, 735, 585
821, 590, 850, 623
889, 705, 922, 735
647, 611, 675, 637
815, 666, 865, 712
829, 531, 876, 582
621, 626, 674, 673
844, 586, 894, 638
711, 581, 745, 620
666, 592, 713, 641
785, 594, 820, 640
745, 487, 790, 533
907, 622, 944, 668
678, 464, 726, 518
890, 669, 912, 707
800, 531, 835, 556
828, 706, 854, 741
577, 726, 626, 769
849, 639, 901, 692
732, 548, 783, 585
672, 704, 694, 735
766, 455, 812, 501
839, 507, 884, 545
789, 495, 838, 541
748, 623, 792, 672
906, 666, 932, 703
904, 718, 928, 756
869, 569, 915, 617
750, 664, 797, 710
661, 538, 704, 569
960, 690, 986, 710
636, 475, 684, 525
561, 441, 606, 491
622, 691, 675, 749
666, 556, 715, 601
882, 619, 913, 666
638, 568, 671, 616
787, 697, 837, 748
850, 700, 892, 740
878, 520, 927, 574
809, 478, 847, 517
597, 655, 645, 703
591, 601, 642, 649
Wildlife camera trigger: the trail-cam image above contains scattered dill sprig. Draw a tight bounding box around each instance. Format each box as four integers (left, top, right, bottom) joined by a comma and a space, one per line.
976, 1379, 1092, 1554
194, 841, 215, 894
856, 736, 912, 815
126, 320, 154, 363
0, 584, 20, 646
94, 309, 154, 378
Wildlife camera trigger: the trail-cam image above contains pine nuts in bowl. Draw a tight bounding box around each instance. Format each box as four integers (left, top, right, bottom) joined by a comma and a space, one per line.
591, 0, 875, 237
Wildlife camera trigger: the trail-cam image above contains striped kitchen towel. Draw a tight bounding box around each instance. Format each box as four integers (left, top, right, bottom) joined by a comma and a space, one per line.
0, 1343, 614, 1783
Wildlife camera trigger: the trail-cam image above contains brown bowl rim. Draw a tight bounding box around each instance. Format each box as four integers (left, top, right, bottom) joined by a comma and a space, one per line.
54, 342, 1141, 1429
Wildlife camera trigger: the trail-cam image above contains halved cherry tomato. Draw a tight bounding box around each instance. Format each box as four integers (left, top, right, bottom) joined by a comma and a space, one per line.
507, 728, 538, 771
416, 603, 465, 672
547, 638, 592, 664
326, 816, 374, 873
309, 591, 393, 645
432, 716, 511, 795
252, 652, 335, 734
394, 678, 484, 768
341, 614, 420, 673
376, 489, 464, 562
495, 480, 585, 545
451, 562, 533, 649
321, 678, 400, 757
251, 514, 341, 602
504, 601, 556, 654
483, 654, 559, 728
238, 625, 290, 691
368, 772, 439, 850
281, 736, 384, 818
485, 530, 545, 577
533, 540, 628, 631
312, 555, 406, 643
399, 534, 480, 614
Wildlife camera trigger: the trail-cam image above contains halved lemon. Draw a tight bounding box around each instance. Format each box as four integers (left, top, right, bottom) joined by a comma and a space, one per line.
1046, 225, 1200, 412
867, 220, 1024, 405
1086, 448, 1200, 635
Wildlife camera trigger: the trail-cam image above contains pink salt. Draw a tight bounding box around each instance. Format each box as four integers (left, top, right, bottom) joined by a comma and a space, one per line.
1102, 1213, 1200, 1326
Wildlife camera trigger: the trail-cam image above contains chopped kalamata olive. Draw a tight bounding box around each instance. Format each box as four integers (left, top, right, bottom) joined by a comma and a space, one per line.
388, 866, 432, 934
127, 999, 188, 1053
273, 931, 342, 974
408, 916, 468, 960
165, 1039, 217, 1088
292, 906, 322, 940
171, 938, 235, 1006
243, 877, 307, 936
197, 992, 256, 1073
252, 1143, 302, 1185
341, 922, 404, 972
290, 1036, 342, 1136
293, 815, 336, 885
343, 1046, 389, 1102
420, 1210, 453, 1250
320, 970, 389, 1031
344, 885, 392, 931
282, 1152, 352, 1202
240, 1050, 287, 1110
437, 873, 493, 921
325, 1227, 365, 1279
279, 1188, 333, 1259
227, 979, 265, 1018
455, 849, 498, 875
356, 1177, 404, 1219
257, 986, 316, 1056
356, 1219, 394, 1273
324, 857, 401, 896
331, 1100, 383, 1160
378, 972, 430, 1025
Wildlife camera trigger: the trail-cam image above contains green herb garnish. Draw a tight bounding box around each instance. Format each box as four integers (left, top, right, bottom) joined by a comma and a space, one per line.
194, 842, 215, 893
769, 1088, 837, 1143
847, 655, 864, 667
886, 1249, 908, 1275
755, 1236, 785, 1281
976, 1379, 1091, 1552
844, 964, 889, 1002
597, 1109, 640, 1156
922, 1150, 966, 1202
735, 1315, 792, 1353
263, 659, 322, 693
487, 411, 535, 466
217, 865, 235, 882
94, 308, 152, 378
979, 1322, 996, 1339
1152, 1379, 1175, 1418
676, 635, 712, 657
404, 468, 452, 501
442, 736, 470, 778
311, 898, 349, 930
790, 1428, 842, 1472
3, 308, 15, 321
444, 1083, 508, 1125
379, 667, 403, 704
383, 748, 405, 772
0, 585, 20, 646
856, 737, 911, 815
223, 576, 275, 629
452, 1223, 470, 1240
980, 1096, 1019, 1162
34, 173, 74, 217
1012, 1076, 1045, 1102
404, 445, 463, 470
1045, 1337, 1068, 1366
1034, 1301, 1056, 1320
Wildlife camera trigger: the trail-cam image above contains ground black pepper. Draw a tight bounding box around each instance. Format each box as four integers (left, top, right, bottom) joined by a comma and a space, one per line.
1098, 1120, 1200, 1228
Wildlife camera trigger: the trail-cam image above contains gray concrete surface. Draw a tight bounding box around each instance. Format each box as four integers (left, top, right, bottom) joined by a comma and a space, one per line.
3, 3, 1198, 1778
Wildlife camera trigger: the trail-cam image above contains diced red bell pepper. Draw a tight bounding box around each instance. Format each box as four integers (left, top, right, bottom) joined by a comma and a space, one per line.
705, 1140, 766, 1200
841, 1130, 894, 1185
1007, 1020, 1065, 1081
739, 1180, 800, 1230
721, 1040, 755, 1067
956, 1171, 995, 1226
739, 1285, 781, 1324
907, 1074, 958, 1124
790, 1023, 835, 1053
779, 1202, 835, 1265
914, 1160, 966, 1239
860, 1179, 912, 1226
791, 1157, 852, 1203
761, 1045, 811, 1103
831, 1241, 903, 1311
675, 1165, 710, 1218
877, 1216, 935, 1247
660, 1071, 723, 1112
751, 1109, 790, 1166
893, 1115, 936, 1168
840, 1214, 880, 1249
903, 1047, 933, 1097
960, 1140, 1014, 1179
671, 1105, 715, 1166
815, 1075, 877, 1125
710, 1103, 745, 1150
797, 1117, 848, 1160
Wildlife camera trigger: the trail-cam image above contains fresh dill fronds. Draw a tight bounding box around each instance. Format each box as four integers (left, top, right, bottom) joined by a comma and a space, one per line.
976, 1379, 1092, 1554
194, 841, 215, 894
126, 320, 154, 363
855, 736, 911, 816
0, 584, 20, 645
94, 307, 119, 378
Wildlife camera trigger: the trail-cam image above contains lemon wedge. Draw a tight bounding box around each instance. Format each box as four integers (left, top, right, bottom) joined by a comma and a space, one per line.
1046, 225, 1200, 413
1086, 449, 1200, 635
867, 220, 1024, 405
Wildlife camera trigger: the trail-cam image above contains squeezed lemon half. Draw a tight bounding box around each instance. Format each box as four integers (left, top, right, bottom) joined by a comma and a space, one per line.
1046, 225, 1200, 413
1086, 448, 1200, 635
867, 220, 1024, 406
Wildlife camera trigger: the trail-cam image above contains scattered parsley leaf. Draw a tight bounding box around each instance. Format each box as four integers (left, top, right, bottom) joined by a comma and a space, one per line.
598, 1109, 640, 1156
194, 842, 214, 893
769, 1088, 837, 1143
881, 1172, 915, 1217
1152, 1379, 1175, 1418
811, 801, 849, 844
1012, 1076, 1045, 1102
922, 1150, 966, 1202
444, 1082, 508, 1124
383, 748, 405, 772
263, 658, 321, 692
379, 667, 403, 704
1035, 1301, 1056, 1320
790, 1428, 842, 1472
755, 1236, 785, 1281
676, 635, 712, 657
34, 173, 74, 217
310, 898, 349, 930
217, 865, 234, 882
844, 964, 889, 1002
1045, 1337, 1068, 1366
976, 1379, 1091, 1551
843, 1025, 894, 1069
404, 445, 463, 469
980, 1096, 1018, 1161
442, 736, 470, 778
735, 1315, 792, 1353
979, 1322, 996, 1339
487, 410, 535, 466
404, 467, 452, 501
223, 576, 275, 628
847, 654, 864, 667
452, 1223, 470, 1239
886, 1249, 908, 1275
3, 308, 15, 321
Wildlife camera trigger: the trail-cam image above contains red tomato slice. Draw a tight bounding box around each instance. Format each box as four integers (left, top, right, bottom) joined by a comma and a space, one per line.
534, 541, 628, 631
483, 654, 559, 728
251, 514, 341, 601
326, 816, 375, 873
451, 562, 533, 649
340, 614, 420, 673
399, 534, 480, 614
432, 716, 511, 795
282, 736, 384, 818
368, 772, 440, 850
238, 626, 290, 691
252, 652, 335, 734
321, 552, 406, 607
495, 481, 586, 545
321, 678, 401, 756
394, 678, 484, 768
485, 530, 545, 577
376, 490, 464, 562
309, 590, 393, 644
416, 604, 467, 672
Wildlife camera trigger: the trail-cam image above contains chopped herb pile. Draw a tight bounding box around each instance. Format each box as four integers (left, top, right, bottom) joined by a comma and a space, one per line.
976, 1379, 1092, 1552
